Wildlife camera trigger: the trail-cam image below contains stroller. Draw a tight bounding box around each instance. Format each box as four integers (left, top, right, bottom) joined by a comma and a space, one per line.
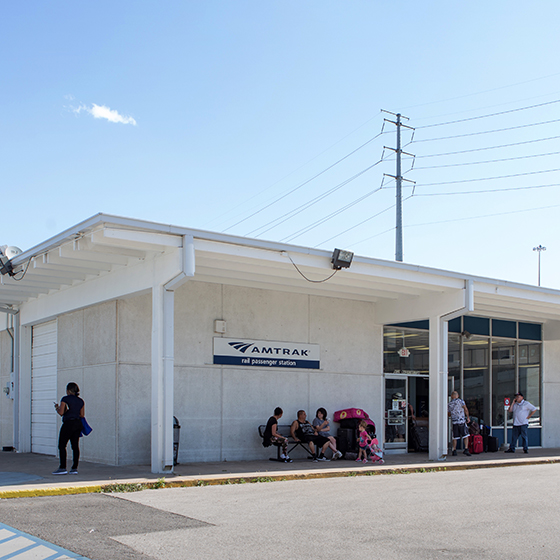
364, 436, 384, 464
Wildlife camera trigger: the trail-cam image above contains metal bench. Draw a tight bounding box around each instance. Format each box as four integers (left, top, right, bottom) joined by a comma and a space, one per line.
258, 424, 315, 462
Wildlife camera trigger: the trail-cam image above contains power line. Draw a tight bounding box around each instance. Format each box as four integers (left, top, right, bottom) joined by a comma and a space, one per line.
413, 183, 560, 197
222, 130, 385, 233
203, 112, 385, 229
413, 118, 560, 144
410, 90, 560, 123
404, 202, 560, 228
414, 151, 560, 170
314, 202, 396, 247
281, 186, 383, 243
247, 157, 386, 238
416, 99, 560, 129
400, 71, 560, 111
413, 168, 560, 188
414, 135, 560, 159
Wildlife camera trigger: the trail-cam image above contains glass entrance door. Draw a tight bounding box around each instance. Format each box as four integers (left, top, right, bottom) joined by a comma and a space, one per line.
385, 375, 430, 454
384, 376, 408, 453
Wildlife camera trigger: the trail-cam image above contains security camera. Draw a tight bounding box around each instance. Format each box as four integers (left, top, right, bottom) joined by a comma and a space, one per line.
0, 245, 22, 277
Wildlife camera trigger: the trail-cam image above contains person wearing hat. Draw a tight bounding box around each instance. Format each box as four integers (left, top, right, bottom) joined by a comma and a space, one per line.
505, 392, 537, 454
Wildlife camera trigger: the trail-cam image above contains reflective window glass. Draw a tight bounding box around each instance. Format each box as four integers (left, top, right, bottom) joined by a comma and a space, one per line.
463, 337, 490, 426
491, 340, 516, 426
383, 328, 429, 375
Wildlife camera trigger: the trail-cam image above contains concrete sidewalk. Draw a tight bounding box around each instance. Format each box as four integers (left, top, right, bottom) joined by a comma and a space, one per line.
2, 447, 560, 498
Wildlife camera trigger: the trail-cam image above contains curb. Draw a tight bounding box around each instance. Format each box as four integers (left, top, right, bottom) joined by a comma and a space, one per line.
2, 456, 559, 499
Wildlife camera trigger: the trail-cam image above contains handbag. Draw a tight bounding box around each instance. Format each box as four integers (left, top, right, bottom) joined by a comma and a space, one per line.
81, 417, 93, 436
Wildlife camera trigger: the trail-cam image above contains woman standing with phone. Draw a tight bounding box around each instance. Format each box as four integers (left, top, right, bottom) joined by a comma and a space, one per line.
52, 382, 85, 475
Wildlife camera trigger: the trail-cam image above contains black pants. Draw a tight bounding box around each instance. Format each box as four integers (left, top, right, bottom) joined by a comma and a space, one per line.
58, 418, 82, 469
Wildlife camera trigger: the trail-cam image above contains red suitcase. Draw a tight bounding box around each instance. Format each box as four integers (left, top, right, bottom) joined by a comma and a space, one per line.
469, 434, 484, 454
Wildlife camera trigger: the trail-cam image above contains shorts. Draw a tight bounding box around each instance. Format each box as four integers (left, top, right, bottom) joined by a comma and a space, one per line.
452, 422, 469, 440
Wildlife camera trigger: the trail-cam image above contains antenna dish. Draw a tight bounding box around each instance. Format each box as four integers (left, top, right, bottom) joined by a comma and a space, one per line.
4, 246, 22, 259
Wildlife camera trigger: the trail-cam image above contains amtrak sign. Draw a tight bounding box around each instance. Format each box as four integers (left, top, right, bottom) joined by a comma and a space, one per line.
213, 338, 320, 369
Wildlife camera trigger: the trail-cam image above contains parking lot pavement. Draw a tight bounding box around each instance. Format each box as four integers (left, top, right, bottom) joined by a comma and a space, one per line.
0, 522, 90, 559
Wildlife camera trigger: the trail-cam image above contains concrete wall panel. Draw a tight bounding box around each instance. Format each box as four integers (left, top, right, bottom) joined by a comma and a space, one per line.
223, 285, 309, 342
117, 363, 150, 465
174, 282, 222, 367
57, 310, 84, 369
84, 301, 117, 366
309, 295, 378, 375
174, 366, 222, 463
118, 294, 151, 364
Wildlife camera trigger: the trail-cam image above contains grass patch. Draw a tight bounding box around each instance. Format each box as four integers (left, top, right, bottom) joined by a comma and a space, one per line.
101, 482, 149, 493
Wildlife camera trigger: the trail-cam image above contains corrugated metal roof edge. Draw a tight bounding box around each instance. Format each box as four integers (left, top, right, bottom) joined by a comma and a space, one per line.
8, 212, 560, 298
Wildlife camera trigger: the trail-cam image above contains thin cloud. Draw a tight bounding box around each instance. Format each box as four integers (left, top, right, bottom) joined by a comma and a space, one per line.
67, 99, 137, 125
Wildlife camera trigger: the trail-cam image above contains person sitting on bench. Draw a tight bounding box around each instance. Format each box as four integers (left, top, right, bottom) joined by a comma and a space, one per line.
263, 407, 292, 462
291, 409, 330, 461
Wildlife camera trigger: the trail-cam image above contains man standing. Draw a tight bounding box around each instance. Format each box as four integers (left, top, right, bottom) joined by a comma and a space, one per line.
448, 391, 471, 457
505, 392, 537, 454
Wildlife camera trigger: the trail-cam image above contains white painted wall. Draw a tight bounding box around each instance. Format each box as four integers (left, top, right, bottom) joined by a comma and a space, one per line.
542, 335, 560, 447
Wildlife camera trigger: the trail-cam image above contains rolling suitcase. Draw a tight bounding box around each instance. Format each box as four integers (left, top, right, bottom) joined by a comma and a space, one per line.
469, 434, 484, 454
487, 436, 499, 452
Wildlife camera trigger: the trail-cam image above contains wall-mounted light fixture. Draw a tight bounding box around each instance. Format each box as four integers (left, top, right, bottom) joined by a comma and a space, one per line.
331, 248, 354, 270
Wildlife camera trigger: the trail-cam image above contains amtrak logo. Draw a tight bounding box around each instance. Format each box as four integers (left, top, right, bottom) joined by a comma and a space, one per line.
228, 341, 254, 353
227, 340, 309, 356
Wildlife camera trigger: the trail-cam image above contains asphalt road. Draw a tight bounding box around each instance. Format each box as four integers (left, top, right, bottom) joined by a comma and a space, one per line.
2, 463, 559, 560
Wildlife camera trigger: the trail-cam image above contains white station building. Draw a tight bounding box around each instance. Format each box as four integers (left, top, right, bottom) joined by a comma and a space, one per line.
1, 213, 560, 473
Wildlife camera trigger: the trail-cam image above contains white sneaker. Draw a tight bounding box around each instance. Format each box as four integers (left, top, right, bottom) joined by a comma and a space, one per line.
334, 451, 343, 460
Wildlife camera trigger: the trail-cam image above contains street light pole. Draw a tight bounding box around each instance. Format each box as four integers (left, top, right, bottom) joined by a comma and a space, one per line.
533, 245, 546, 287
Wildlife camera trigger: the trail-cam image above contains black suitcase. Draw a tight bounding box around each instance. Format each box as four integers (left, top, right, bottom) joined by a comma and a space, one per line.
409, 421, 428, 452
487, 436, 499, 452
337, 428, 355, 457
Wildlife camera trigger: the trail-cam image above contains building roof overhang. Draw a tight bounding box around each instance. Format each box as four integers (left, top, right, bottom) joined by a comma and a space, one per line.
2, 213, 560, 327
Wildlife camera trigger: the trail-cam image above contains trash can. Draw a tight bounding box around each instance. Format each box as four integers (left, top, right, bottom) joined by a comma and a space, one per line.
173, 416, 181, 466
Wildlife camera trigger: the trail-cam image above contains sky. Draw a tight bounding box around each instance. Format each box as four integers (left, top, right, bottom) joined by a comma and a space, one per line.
2, 1, 560, 288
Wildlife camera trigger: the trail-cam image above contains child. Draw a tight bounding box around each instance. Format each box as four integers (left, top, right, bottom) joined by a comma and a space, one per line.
356, 420, 371, 463
356, 420, 385, 464
313, 407, 343, 460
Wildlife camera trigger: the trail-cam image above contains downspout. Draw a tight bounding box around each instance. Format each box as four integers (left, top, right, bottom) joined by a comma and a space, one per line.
152, 236, 195, 473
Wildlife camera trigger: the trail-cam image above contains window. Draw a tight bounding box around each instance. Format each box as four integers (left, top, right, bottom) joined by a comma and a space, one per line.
491, 340, 516, 426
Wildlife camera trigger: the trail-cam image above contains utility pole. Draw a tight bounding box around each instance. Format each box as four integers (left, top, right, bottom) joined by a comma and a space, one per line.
533, 245, 546, 286
382, 111, 415, 262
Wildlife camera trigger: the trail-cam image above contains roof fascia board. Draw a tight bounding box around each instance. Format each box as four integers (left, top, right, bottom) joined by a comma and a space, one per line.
9, 213, 560, 303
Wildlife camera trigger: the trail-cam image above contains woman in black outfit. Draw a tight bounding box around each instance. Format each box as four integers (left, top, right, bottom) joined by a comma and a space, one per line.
53, 382, 85, 475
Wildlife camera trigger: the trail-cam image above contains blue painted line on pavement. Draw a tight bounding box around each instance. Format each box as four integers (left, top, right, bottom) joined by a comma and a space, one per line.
0, 522, 91, 559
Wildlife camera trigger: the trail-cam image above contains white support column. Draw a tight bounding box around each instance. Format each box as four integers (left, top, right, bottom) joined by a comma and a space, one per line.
17, 324, 32, 453
429, 315, 449, 461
